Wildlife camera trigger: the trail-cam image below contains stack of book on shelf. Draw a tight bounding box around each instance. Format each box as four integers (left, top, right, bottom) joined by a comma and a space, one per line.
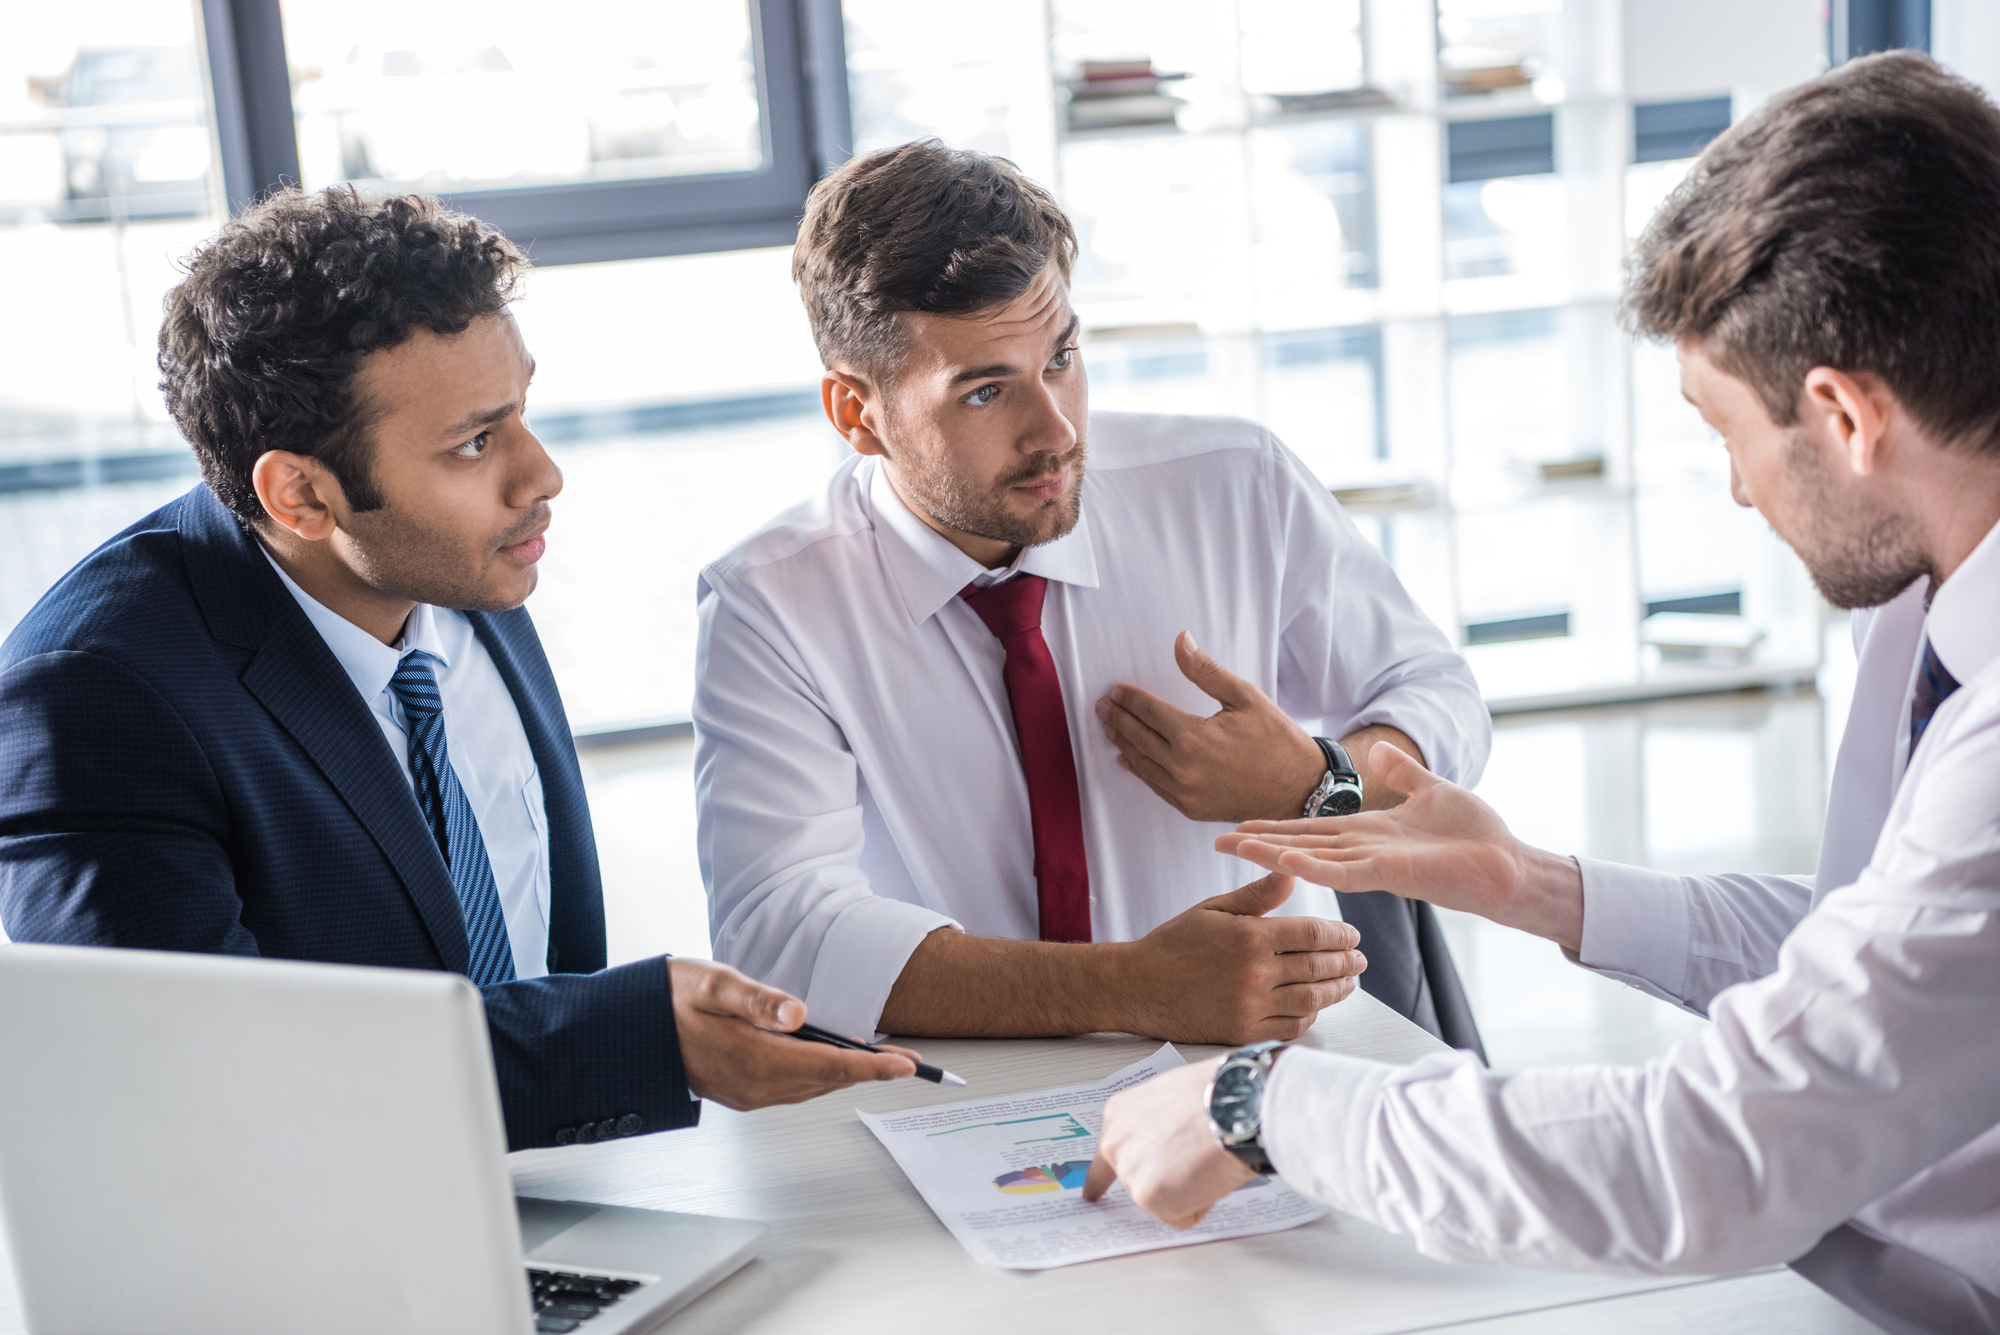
1642, 612, 1767, 667
1064, 59, 1189, 133
1264, 86, 1394, 116
1441, 45, 1535, 97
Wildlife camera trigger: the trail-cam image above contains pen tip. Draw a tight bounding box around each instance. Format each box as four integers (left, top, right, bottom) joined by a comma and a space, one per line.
942, 1072, 967, 1087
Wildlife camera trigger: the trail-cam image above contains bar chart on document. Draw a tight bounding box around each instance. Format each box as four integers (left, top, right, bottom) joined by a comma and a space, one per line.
858, 1046, 1327, 1269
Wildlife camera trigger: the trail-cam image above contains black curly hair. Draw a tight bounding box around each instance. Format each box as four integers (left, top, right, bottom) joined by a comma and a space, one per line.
159, 186, 528, 527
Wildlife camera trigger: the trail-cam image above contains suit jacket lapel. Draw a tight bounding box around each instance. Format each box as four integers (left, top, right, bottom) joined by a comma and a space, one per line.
468, 607, 607, 975
177, 488, 470, 972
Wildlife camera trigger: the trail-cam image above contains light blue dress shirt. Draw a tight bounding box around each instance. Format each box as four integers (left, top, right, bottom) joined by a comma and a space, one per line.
262, 550, 552, 980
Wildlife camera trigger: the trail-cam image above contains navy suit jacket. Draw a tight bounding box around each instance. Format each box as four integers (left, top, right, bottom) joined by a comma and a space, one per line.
0, 485, 698, 1150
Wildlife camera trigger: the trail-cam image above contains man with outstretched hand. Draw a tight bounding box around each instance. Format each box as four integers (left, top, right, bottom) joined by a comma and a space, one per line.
1085, 53, 2000, 1333
695, 140, 1489, 1048
0, 188, 918, 1150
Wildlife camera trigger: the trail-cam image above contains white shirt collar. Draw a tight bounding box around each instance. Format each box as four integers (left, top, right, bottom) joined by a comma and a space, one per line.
260, 546, 452, 705
1926, 514, 2000, 686
862, 455, 1100, 625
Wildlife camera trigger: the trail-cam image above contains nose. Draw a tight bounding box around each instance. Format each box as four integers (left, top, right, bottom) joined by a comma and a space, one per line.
1728, 455, 1752, 508
1020, 375, 1079, 457
513, 420, 564, 506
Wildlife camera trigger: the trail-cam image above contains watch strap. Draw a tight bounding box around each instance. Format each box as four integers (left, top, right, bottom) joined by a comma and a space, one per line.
1304, 737, 1363, 817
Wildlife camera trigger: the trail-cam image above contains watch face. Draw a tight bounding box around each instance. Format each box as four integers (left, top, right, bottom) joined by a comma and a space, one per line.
1211, 1062, 1261, 1139
1322, 787, 1361, 817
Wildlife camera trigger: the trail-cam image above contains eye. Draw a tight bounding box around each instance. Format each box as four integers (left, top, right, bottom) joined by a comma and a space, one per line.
964, 384, 1000, 407
452, 431, 490, 459
1049, 344, 1077, 371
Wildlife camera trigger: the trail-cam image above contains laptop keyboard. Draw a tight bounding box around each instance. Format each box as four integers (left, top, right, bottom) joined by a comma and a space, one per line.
527, 1268, 644, 1333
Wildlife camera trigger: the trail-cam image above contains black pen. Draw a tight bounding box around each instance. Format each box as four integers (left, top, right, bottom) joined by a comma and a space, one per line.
787, 1021, 968, 1087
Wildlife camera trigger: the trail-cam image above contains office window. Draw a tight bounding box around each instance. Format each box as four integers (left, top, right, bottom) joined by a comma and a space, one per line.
0, 0, 1837, 733
285, 2, 765, 192
0, 4, 220, 634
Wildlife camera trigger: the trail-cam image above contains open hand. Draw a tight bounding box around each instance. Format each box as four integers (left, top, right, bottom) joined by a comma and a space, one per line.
1116, 872, 1364, 1044
669, 959, 920, 1111
1216, 741, 1584, 950
1096, 632, 1324, 823
1082, 1056, 1252, 1228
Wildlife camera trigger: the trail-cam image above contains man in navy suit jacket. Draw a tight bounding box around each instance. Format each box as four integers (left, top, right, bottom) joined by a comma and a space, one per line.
0, 187, 915, 1150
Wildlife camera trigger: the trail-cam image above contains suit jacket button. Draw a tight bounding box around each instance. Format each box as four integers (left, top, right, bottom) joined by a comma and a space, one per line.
576, 1121, 597, 1144
616, 1114, 643, 1137
595, 1118, 619, 1140
555, 1127, 576, 1146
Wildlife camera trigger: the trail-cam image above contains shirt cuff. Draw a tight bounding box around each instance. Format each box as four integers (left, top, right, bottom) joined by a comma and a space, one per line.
1261, 1045, 1397, 1222
1341, 681, 1485, 788
1575, 857, 1693, 1001
803, 894, 960, 1039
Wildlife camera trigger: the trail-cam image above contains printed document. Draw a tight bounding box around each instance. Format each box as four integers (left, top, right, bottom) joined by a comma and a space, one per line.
857, 1044, 1328, 1269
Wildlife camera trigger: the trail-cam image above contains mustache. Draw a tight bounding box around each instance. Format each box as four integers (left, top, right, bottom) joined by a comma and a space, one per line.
997, 446, 1086, 489
496, 504, 551, 548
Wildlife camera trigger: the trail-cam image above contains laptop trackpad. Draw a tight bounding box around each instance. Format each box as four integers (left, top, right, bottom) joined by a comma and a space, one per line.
516, 1196, 600, 1251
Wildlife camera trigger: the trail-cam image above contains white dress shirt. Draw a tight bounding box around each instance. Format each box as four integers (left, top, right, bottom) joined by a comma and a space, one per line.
1262, 517, 2000, 1325
264, 553, 552, 980
693, 411, 1489, 1037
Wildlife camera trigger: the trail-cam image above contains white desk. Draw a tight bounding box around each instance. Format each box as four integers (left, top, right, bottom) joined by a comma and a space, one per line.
0, 990, 1876, 1333
492, 991, 1875, 1335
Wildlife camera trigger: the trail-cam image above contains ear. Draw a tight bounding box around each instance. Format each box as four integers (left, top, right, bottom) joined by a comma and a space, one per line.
1800, 367, 1895, 477
822, 370, 890, 459
250, 450, 343, 541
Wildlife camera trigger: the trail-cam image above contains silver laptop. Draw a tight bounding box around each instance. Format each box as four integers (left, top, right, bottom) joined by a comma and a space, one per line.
0, 944, 765, 1335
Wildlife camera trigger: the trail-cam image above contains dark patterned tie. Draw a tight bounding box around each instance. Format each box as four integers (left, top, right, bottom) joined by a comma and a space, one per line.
1908, 636, 1962, 761
388, 651, 517, 985
960, 576, 1093, 943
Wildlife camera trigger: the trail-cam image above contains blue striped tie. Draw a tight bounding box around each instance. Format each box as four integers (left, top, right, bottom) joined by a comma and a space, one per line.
388, 651, 516, 986
1909, 636, 1962, 762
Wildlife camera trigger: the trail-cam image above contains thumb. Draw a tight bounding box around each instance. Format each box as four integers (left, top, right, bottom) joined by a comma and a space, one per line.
1175, 632, 1259, 710
698, 961, 807, 1030
1370, 740, 1438, 801
1203, 870, 1295, 918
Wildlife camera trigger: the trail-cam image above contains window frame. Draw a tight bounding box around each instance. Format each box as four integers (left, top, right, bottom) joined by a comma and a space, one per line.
199, 0, 852, 264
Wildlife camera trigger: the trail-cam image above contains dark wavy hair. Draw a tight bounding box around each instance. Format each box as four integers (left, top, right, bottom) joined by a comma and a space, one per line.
793, 139, 1077, 382
1626, 51, 2000, 451
159, 187, 528, 526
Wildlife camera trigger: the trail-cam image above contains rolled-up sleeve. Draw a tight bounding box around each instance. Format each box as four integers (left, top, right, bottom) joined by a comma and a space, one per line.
693, 576, 958, 1037
1264, 438, 1491, 788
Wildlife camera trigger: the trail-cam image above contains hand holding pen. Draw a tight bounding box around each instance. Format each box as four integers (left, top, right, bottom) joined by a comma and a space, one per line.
781, 1021, 968, 1087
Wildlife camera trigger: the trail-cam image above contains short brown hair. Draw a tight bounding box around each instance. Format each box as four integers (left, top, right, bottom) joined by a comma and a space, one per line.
792, 139, 1077, 379
1626, 51, 2000, 450
160, 187, 527, 527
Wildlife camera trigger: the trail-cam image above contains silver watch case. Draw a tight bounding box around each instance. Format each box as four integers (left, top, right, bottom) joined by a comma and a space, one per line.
1206, 1040, 1287, 1174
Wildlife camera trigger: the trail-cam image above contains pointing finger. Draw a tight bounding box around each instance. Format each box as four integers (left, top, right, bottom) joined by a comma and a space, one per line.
1082, 1152, 1119, 1202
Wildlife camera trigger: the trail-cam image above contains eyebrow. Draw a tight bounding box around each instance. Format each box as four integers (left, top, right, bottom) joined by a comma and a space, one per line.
947, 314, 1082, 387
438, 358, 536, 442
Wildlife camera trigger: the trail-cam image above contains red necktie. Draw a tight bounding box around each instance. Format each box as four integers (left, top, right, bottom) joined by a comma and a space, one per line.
960, 575, 1093, 943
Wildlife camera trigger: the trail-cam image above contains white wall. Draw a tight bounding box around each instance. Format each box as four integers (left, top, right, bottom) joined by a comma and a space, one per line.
1622, 0, 1825, 107
1934, 0, 2000, 98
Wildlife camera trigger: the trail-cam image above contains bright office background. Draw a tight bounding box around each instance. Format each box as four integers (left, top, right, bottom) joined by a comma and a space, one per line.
0, 0, 1988, 1064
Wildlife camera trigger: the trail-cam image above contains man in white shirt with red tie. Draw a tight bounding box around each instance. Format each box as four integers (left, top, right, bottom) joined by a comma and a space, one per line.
693, 140, 1491, 1047
1086, 52, 2000, 1333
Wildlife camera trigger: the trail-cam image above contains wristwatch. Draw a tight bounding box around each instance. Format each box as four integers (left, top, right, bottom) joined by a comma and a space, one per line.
1302, 737, 1363, 818
1206, 1040, 1288, 1174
